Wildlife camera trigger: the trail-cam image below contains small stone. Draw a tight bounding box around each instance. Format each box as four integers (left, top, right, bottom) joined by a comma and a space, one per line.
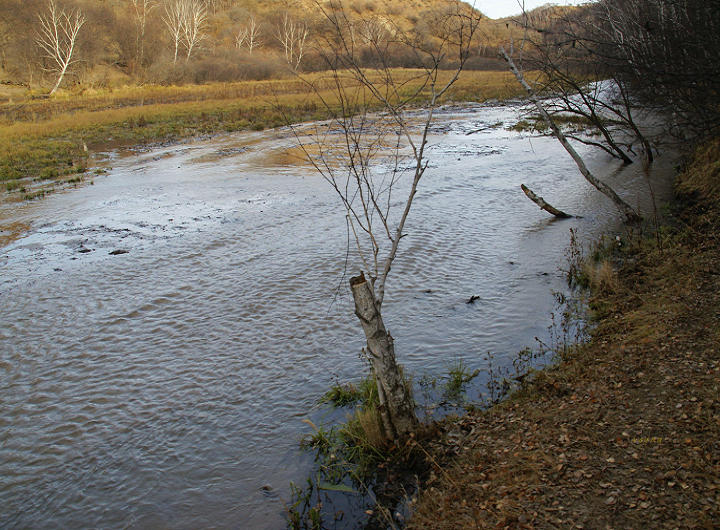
606, 496, 617, 506
518, 514, 528, 524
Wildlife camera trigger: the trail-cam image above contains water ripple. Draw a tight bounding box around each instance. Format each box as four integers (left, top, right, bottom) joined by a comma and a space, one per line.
0, 106, 677, 530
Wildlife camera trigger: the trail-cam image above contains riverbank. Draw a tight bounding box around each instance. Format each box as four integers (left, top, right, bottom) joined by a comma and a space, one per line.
408, 139, 720, 529
0, 70, 522, 204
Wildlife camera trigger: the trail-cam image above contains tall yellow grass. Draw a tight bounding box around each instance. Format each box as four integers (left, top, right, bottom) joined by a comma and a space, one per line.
0, 70, 526, 200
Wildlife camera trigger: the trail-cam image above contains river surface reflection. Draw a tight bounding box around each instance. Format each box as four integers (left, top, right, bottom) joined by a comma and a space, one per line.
0, 104, 675, 529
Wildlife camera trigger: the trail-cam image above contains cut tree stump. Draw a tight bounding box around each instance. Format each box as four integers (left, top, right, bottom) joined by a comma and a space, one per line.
350, 272, 418, 439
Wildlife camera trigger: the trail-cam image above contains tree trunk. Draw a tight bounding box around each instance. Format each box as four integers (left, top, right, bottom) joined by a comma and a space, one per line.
499, 47, 641, 223
521, 184, 572, 218
50, 64, 68, 95
350, 272, 417, 440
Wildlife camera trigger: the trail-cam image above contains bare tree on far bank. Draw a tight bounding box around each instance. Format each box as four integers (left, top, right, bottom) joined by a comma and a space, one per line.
131, 0, 157, 72
275, 14, 309, 70
163, 0, 207, 65
36, 0, 85, 94
235, 14, 262, 54
286, 1, 481, 439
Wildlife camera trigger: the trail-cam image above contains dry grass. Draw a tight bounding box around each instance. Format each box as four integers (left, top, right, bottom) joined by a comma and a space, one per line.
581, 259, 620, 296
353, 405, 388, 450
408, 138, 720, 529
0, 70, 525, 203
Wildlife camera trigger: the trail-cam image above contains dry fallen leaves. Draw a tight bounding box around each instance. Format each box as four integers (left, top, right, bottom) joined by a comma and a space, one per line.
408, 177, 720, 529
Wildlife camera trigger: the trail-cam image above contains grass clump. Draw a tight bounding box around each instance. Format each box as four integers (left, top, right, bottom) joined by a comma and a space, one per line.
407, 138, 720, 530
291, 367, 430, 530
319, 373, 377, 409
443, 357, 480, 398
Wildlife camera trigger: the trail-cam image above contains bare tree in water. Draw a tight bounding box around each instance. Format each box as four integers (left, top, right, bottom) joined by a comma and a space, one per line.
288, 1, 481, 439
498, 1, 641, 222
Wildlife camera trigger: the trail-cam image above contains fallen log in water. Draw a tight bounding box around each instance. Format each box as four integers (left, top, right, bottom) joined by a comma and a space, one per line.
521, 184, 572, 218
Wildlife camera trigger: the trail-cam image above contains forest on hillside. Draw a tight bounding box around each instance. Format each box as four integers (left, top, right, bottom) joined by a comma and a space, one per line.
0, 0, 516, 89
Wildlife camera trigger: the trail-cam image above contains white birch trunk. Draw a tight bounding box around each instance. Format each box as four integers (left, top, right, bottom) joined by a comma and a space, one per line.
36, 0, 85, 95
350, 272, 417, 440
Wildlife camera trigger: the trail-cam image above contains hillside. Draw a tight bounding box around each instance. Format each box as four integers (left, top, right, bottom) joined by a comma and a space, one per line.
0, 0, 525, 92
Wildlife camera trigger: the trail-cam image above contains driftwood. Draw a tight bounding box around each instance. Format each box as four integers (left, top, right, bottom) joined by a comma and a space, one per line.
521, 184, 572, 218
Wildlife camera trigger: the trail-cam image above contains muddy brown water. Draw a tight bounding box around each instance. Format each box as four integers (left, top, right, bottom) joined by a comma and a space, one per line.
0, 104, 676, 529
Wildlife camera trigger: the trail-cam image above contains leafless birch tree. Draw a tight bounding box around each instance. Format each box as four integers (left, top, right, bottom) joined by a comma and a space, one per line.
288, 1, 481, 439
163, 0, 183, 64
180, 0, 206, 62
163, 0, 207, 64
235, 14, 262, 53
275, 14, 308, 70
36, 0, 85, 94
131, 0, 157, 70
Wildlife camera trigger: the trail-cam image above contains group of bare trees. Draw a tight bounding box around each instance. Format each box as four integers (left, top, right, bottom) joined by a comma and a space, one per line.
0, 0, 514, 91
163, 0, 207, 64
274, 13, 309, 70
1, 0, 327, 89
491, 0, 720, 225
593, 0, 720, 142
235, 14, 261, 53
514, 0, 720, 149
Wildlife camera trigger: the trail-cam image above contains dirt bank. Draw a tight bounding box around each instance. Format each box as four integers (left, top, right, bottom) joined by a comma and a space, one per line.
409, 139, 720, 530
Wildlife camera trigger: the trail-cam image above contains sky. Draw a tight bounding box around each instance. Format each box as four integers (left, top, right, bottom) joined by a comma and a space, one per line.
476, 0, 591, 19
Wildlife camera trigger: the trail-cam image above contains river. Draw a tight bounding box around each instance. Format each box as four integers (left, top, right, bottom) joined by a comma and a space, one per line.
0, 103, 675, 529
